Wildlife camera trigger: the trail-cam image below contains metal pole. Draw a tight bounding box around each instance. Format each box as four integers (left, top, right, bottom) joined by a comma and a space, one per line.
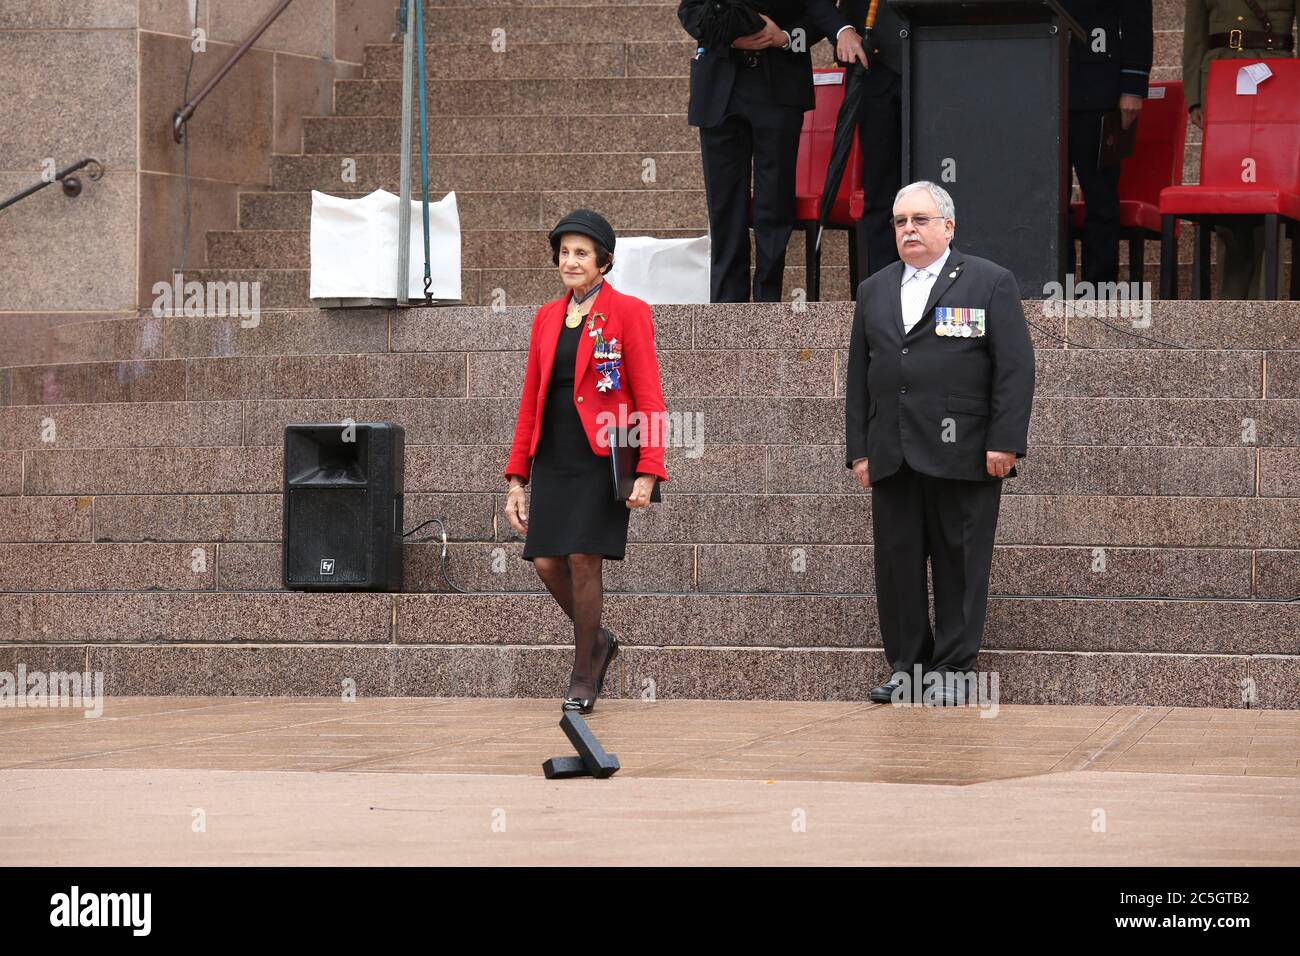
397, 0, 415, 305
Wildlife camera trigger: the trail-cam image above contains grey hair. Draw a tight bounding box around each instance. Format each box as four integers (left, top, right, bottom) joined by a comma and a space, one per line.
893, 181, 955, 221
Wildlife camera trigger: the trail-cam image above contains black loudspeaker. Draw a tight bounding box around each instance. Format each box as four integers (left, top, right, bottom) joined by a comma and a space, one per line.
282, 422, 404, 592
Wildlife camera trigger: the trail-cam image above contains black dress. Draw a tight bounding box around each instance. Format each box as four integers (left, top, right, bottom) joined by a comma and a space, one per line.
521, 307, 631, 561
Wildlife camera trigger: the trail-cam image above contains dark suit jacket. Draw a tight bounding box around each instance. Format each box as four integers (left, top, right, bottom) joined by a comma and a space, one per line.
677, 0, 853, 127
1058, 0, 1153, 110
845, 246, 1036, 483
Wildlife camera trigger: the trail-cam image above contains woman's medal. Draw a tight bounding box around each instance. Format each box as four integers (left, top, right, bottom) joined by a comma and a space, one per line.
566, 282, 602, 329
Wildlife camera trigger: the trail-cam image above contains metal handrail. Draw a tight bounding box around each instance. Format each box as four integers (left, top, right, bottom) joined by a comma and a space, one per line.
173, 0, 296, 143
0, 158, 104, 212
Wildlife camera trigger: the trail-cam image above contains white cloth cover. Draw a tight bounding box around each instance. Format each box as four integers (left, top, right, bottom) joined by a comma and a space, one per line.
309, 188, 462, 301
604, 234, 711, 304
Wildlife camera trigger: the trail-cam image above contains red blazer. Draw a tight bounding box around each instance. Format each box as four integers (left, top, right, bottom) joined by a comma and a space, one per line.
505, 281, 670, 485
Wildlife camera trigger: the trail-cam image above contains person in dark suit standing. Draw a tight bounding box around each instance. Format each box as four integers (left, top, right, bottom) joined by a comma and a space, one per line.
678, 1, 868, 302
835, 0, 905, 278
1060, 0, 1153, 284
845, 181, 1035, 705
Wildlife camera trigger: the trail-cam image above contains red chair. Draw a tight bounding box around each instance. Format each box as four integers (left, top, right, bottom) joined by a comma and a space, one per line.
1070, 80, 1187, 285
1159, 59, 1300, 299
794, 68, 865, 300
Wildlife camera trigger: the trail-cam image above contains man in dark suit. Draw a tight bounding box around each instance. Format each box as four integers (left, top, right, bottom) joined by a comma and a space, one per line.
1060, 0, 1153, 283
844, 181, 1035, 705
836, 0, 906, 278
678, 1, 867, 302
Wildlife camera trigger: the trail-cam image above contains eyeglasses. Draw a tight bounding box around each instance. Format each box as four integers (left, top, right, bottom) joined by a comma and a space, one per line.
891, 215, 940, 229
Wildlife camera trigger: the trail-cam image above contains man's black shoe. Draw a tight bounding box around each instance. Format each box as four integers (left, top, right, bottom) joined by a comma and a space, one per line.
868, 673, 908, 704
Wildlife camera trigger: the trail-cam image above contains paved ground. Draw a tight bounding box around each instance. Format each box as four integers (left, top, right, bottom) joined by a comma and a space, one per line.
2, 698, 1298, 865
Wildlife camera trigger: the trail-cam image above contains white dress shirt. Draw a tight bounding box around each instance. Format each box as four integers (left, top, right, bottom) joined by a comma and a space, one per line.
899, 246, 951, 333
782, 25, 856, 49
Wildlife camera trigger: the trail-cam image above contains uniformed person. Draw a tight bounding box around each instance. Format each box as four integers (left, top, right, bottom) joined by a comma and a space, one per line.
837, 0, 907, 279
1184, 0, 1297, 297
845, 182, 1035, 706
678, 1, 868, 302
1060, 0, 1153, 285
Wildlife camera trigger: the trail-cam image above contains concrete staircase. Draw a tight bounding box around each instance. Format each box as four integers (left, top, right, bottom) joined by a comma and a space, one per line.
3, 299, 1298, 706
2, 2, 1297, 707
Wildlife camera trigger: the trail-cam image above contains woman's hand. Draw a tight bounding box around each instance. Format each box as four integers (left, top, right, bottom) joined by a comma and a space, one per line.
505, 484, 528, 534
626, 474, 656, 509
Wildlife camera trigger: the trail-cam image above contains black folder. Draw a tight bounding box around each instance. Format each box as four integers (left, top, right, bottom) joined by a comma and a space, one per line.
1098, 110, 1137, 168
608, 425, 662, 503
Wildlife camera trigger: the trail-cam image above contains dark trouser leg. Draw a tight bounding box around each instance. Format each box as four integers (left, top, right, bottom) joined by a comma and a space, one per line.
738, 74, 802, 302
1069, 109, 1121, 285
1216, 219, 1265, 299
700, 114, 754, 303
855, 69, 902, 279
922, 473, 1003, 674
870, 462, 934, 677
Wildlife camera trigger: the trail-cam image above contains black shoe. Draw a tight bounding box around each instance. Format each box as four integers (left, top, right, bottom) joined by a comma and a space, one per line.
594, 627, 620, 696
925, 685, 959, 707
868, 673, 907, 704
561, 695, 593, 715
561, 629, 620, 715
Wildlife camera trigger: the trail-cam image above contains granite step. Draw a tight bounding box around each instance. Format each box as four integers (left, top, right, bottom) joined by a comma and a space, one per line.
209, 226, 787, 271
4, 640, 1290, 707
1, 539, 1294, 602
204, 223, 1225, 274
1, 589, 1297, 656
240, 187, 709, 231
301, 113, 699, 154
7, 491, 1300, 551
4, 389, 1297, 450
180, 264, 862, 309
362, 3, 1185, 82
185, 260, 1289, 310
6, 301, 1299, 374
269, 151, 706, 193
0, 314, 167, 371
333, 76, 691, 116
417, 4, 686, 46
5, 351, 1294, 442
10, 443, 1298, 498
362, 40, 698, 80
1, 593, 1296, 706
403, 4, 1185, 60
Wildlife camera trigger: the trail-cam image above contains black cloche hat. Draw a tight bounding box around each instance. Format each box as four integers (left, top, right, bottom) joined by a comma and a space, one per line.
548, 208, 616, 255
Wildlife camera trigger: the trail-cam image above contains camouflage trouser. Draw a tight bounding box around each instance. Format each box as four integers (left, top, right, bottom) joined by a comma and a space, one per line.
1214, 220, 1288, 299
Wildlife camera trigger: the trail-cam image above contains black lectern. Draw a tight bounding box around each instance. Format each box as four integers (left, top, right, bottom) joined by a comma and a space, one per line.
887, 0, 1085, 298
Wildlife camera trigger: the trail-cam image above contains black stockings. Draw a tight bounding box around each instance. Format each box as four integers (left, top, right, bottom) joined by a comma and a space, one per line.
533, 553, 610, 699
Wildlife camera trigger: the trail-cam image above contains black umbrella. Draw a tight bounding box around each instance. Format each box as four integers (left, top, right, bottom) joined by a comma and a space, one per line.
814, 58, 869, 254
815, 5, 882, 253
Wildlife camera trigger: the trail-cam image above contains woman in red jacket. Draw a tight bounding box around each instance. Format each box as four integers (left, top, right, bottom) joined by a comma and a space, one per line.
504, 209, 670, 714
